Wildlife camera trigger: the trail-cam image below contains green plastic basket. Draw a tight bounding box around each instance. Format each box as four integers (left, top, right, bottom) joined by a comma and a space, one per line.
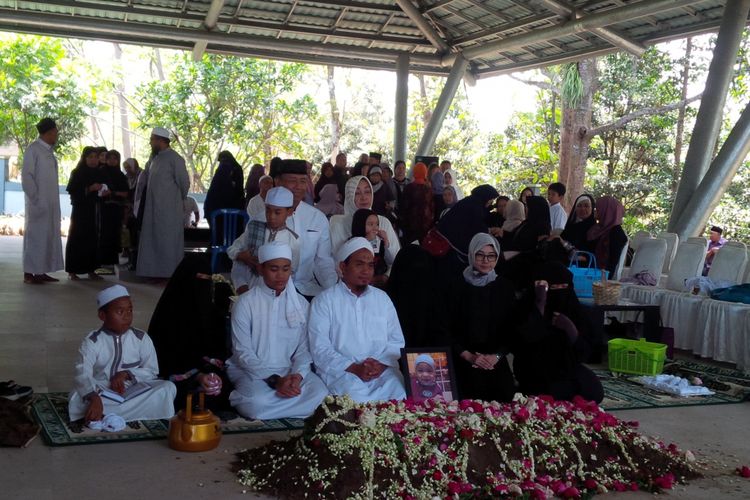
607, 338, 667, 376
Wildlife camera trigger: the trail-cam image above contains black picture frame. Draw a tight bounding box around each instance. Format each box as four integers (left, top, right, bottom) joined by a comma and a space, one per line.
414, 155, 439, 167
400, 347, 459, 403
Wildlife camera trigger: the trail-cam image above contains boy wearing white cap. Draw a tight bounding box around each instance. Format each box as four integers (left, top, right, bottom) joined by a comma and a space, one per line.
227, 186, 300, 294
308, 237, 406, 403
68, 285, 176, 424
227, 242, 328, 419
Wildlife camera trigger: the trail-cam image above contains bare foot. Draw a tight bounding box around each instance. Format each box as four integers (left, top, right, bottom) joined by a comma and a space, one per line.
68, 273, 80, 281
88, 273, 103, 281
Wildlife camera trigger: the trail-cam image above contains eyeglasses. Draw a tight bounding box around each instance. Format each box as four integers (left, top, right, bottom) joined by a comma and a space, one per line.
475, 252, 498, 262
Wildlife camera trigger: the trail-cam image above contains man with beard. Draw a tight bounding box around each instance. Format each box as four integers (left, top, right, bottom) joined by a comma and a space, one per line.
136, 127, 190, 281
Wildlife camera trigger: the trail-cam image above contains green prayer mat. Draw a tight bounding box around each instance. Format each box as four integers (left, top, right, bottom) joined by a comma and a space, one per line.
599, 358, 750, 411
31, 393, 305, 447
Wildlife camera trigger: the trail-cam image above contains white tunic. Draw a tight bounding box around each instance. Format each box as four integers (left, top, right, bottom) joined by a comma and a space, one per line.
550, 202, 568, 232
250, 202, 337, 297
309, 282, 406, 403
227, 282, 328, 419
246, 194, 266, 218
227, 224, 300, 291
137, 148, 190, 278
68, 328, 176, 421
21, 138, 64, 274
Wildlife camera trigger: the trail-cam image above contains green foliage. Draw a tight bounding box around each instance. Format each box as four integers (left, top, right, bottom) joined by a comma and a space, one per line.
560, 63, 584, 108
135, 53, 316, 190
0, 35, 93, 161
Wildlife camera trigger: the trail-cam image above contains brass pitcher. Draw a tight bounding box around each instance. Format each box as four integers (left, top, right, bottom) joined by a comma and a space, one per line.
168, 392, 222, 452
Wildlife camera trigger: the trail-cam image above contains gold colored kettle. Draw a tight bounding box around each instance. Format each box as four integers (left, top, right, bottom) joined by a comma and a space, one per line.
168, 392, 222, 452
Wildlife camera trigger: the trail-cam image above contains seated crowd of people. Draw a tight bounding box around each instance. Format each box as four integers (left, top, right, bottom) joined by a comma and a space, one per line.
69, 153, 634, 425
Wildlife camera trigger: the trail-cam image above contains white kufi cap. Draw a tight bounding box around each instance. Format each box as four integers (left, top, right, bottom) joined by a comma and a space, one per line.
264, 186, 294, 208
258, 241, 292, 264
151, 127, 171, 139
335, 237, 374, 264
97, 285, 130, 309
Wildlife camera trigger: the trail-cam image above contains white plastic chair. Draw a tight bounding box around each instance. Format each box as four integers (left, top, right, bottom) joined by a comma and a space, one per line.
708, 241, 748, 284
611, 237, 629, 281
687, 237, 708, 249
628, 238, 668, 280
655, 232, 679, 274
629, 230, 651, 252
665, 239, 708, 292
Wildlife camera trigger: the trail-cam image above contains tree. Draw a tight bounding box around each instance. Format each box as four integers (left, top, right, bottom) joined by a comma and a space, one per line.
135, 53, 316, 191
0, 35, 93, 164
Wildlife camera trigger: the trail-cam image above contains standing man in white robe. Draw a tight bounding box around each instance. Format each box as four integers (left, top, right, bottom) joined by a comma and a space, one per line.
227, 242, 328, 420
21, 117, 64, 284
309, 237, 406, 403
137, 127, 190, 280
68, 285, 176, 423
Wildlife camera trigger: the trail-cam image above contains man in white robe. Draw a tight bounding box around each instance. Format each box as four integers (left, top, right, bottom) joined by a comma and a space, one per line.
227, 242, 328, 420
137, 127, 190, 279
69, 285, 175, 422
21, 117, 64, 284
309, 237, 406, 403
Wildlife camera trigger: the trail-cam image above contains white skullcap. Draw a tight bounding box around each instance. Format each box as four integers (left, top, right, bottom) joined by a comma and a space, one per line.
336, 237, 374, 263
415, 354, 435, 367
97, 285, 130, 309
258, 241, 292, 264
264, 186, 293, 208
151, 127, 171, 139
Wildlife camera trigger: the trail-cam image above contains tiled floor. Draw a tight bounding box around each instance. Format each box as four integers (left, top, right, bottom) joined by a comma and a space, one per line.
1, 235, 749, 499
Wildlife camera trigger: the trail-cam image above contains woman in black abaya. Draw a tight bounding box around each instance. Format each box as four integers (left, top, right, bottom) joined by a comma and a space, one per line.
148, 253, 235, 413
513, 261, 603, 403
65, 147, 104, 280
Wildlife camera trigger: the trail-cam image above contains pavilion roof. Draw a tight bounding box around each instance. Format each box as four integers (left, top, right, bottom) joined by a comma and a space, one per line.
0, 1, 740, 77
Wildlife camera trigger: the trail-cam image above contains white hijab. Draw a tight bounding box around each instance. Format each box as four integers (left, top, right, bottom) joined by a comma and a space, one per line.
502, 199, 525, 232
443, 169, 464, 200
329, 176, 373, 253
462, 233, 500, 287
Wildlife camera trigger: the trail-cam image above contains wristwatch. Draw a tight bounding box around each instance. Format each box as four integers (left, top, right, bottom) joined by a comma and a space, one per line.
264, 374, 280, 390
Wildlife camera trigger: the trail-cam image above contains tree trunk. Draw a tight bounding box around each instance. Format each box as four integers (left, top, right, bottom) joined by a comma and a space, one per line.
113, 43, 132, 159
418, 74, 432, 128
153, 48, 166, 81
559, 59, 597, 208
327, 65, 341, 163
673, 37, 692, 191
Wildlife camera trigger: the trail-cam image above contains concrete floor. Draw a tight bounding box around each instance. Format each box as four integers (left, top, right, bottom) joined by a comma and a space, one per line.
1, 235, 749, 499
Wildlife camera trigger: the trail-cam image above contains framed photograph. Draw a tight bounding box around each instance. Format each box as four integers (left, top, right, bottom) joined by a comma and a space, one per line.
400, 347, 458, 403
414, 155, 439, 167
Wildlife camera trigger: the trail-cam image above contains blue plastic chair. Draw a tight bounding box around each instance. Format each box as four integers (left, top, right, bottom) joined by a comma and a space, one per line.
209, 208, 250, 274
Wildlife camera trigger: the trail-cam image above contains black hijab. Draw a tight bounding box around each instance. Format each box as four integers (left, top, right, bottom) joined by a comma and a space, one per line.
148, 254, 233, 377
387, 244, 449, 347
512, 196, 551, 252
437, 184, 499, 254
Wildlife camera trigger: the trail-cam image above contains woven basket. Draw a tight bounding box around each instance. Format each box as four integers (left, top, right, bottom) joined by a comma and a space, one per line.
592, 280, 621, 305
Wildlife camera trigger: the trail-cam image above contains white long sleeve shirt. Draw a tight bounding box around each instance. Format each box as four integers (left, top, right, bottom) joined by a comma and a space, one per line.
308, 282, 405, 385
228, 282, 312, 380
73, 328, 160, 399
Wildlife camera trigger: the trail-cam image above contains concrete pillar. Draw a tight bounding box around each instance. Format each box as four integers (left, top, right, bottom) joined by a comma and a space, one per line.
393, 53, 409, 164
416, 55, 470, 157
668, 0, 750, 230
671, 99, 750, 239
